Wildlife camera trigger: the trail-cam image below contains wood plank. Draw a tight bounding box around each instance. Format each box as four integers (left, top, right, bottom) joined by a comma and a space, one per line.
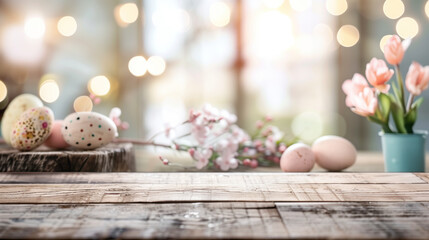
0, 172, 425, 184
0, 143, 135, 172
0, 202, 288, 239
276, 202, 429, 239
1, 182, 429, 203
416, 173, 429, 183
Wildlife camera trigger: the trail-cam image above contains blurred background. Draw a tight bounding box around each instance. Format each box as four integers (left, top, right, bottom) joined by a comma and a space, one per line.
0, 0, 429, 153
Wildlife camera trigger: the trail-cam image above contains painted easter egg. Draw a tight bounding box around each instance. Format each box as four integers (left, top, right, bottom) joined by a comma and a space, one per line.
280, 143, 315, 172
10, 107, 54, 151
62, 112, 117, 150
312, 135, 357, 171
44, 120, 70, 149
1, 94, 43, 145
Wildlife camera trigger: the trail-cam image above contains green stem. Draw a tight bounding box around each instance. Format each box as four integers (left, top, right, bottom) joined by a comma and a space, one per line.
382, 124, 393, 133
406, 94, 414, 113
395, 64, 406, 111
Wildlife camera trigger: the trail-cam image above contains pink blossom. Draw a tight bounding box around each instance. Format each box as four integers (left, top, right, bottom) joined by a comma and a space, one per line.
194, 149, 213, 169
405, 62, 429, 96
109, 107, 129, 131
265, 135, 276, 153
350, 87, 378, 117
89, 93, 101, 105
215, 138, 239, 171
383, 35, 405, 65
256, 120, 264, 129
365, 58, 393, 93
250, 160, 258, 168
342, 73, 369, 107
188, 148, 195, 157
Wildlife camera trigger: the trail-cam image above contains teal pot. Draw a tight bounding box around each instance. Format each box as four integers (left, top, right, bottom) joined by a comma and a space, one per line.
379, 131, 427, 172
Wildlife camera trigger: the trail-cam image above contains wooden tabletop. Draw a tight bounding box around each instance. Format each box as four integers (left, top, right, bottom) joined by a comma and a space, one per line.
1, 172, 429, 239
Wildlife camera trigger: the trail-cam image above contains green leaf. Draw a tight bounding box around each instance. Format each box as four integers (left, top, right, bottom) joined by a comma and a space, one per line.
378, 93, 391, 121
392, 83, 402, 106
391, 101, 407, 133
367, 116, 385, 125
412, 97, 424, 109
404, 97, 424, 133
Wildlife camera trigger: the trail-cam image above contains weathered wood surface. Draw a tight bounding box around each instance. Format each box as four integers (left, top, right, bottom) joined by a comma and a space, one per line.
0, 143, 135, 172
0, 173, 429, 203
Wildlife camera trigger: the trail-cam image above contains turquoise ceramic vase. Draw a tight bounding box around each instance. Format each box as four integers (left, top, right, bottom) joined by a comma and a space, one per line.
379, 131, 427, 172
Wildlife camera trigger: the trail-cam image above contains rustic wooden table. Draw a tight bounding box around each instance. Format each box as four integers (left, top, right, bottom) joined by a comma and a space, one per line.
1, 171, 429, 239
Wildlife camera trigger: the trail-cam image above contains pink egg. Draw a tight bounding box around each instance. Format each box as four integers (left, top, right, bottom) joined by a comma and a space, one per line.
280, 143, 315, 172
44, 120, 70, 149
312, 135, 356, 171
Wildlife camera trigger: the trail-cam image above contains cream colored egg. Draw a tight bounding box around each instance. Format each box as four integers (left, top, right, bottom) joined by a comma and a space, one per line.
62, 112, 117, 150
280, 143, 315, 172
312, 135, 357, 171
10, 107, 54, 151
1, 94, 43, 145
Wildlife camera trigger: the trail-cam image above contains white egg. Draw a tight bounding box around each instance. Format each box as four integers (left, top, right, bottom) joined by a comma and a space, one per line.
312, 135, 357, 171
62, 112, 117, 150
1, 94, 43, 144
280, 143, 315, 172
10, 107, 54, 151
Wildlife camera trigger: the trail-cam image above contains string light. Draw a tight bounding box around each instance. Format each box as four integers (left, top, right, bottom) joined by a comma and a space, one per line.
326, 0, 348, 16
88, 75, 111, 96
383, 0, 404, 19
0, 80, 7, 102
57, 16, 77, 37
380, 35, 393, 53
128, 56, 148, 77
73, 96, 93, 112
337, 25, 359, 47
209, 2, 231, 27
39, 80, 60, 103
290, 0, 312, 12
24, 17, 45, 39
396, 17, 419, 39
147, 56, 166, 76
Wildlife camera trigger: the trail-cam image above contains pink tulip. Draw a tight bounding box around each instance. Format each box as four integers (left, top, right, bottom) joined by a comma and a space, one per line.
383, 35, 404, 65
342, 73, 369, 107
365, 58, 394, 93
350, 87, 378, 117
405, 62, 429, 96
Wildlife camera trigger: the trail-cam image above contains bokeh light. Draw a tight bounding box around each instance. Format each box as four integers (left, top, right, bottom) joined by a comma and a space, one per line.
24, 17, 46, 39
0, 80, 7, 102
39, 80, 60, 103
152, 8, 190, 33
291, 112, 324, 143
119, 3, 139, 24
147, 56, 166, 76
209, 2, 231, 27
383, 0, 404, 19
337, 25, 359, 47
73, 96, 93, 112
263, 0, 284, 8
290, 0, 312, 12
380, 34, 393, 53
326, 0, 348, 16
426, 1, 429, 19
57, 16, 77, 37
396, 17, 419, 39
88, 75, 111, 96
128, 56, 148, 77
313, 23, 333, 44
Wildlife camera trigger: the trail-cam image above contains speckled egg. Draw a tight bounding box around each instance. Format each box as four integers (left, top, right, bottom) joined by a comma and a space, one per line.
1, 94, 43, 145
44, 120, 70, 149
280, 143, 315, 172
62, 112, 117, 150
312, 135, 357, 171
10, 107, 54, 151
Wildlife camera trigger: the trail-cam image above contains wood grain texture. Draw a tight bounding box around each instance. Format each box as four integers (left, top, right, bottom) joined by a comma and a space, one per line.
0, 143, 135, 172
0, 202, 287, 239
0, 172, 425, 184
276, 202, 429, 239
416, 173, 429, 183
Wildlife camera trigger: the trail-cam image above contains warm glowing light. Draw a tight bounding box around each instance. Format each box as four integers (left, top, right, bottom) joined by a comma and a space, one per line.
380, 35, 393, 53
209, 2, 231, 27
128, 56, 148, 77
119, 3, 139, 24
24, 17, 46, 39
39, 80, 60, 103
73, 96, 93, 112
426, 1, 429, 19
337, 25, 359, 47
396, 17, 419, 39
383, 0, 404, 19
291, 112, 324, 143
313, 23, 333, 44
326, 0, 348, 16
263, 0, 284, 8
57, 16, 77, 37
0, 81, 7, 102
88, 75, 111, 96
147, 56, 166, 76
290, 0, 312, 12
152, 8, 190, 33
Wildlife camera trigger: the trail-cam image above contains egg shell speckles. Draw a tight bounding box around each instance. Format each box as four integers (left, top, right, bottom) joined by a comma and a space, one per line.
1, 94, 43, 145
10, 107, 54, 151
280, 143, 315, 172
62, 112, 117, 150
312, 135, 357, 171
